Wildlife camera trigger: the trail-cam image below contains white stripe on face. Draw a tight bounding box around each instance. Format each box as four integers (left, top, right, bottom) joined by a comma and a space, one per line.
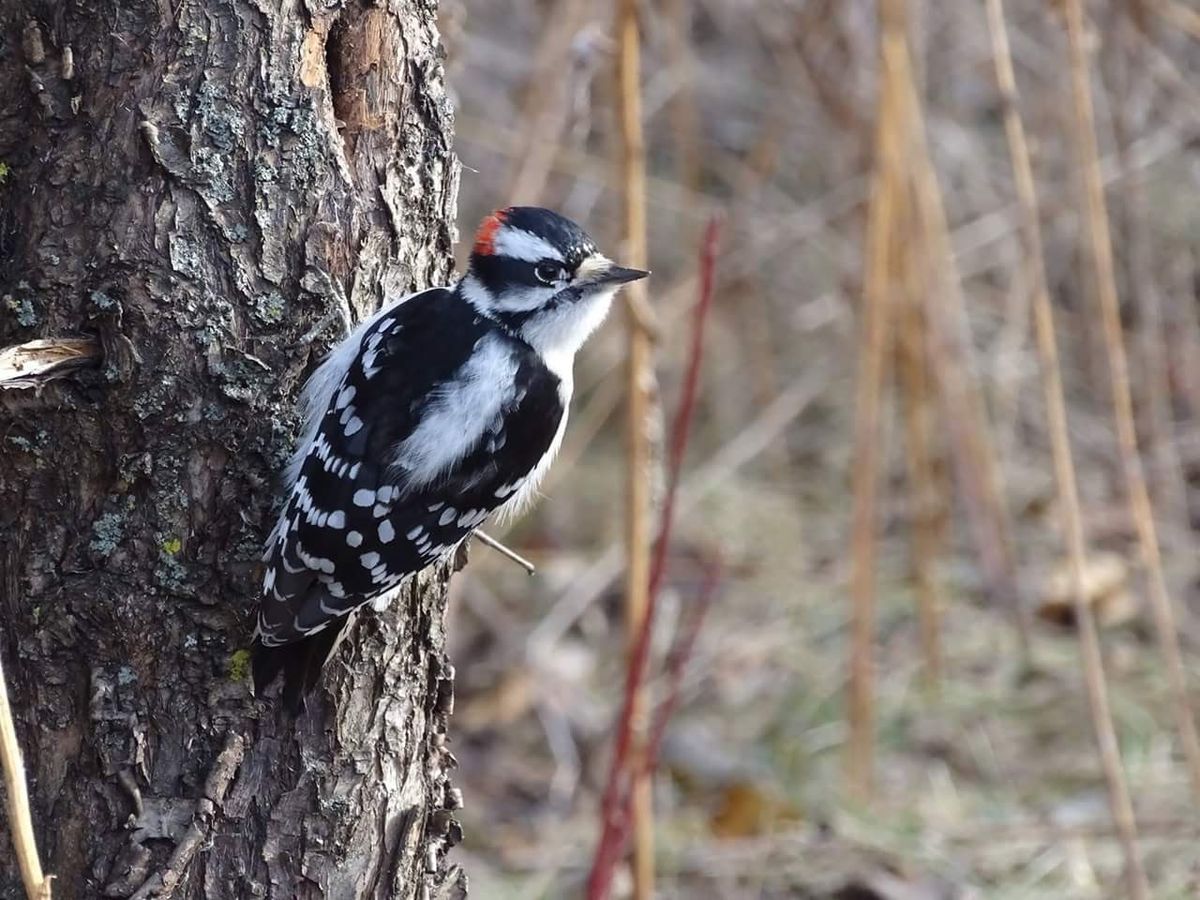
492, 227, 563, 264
458, 273, 495, 313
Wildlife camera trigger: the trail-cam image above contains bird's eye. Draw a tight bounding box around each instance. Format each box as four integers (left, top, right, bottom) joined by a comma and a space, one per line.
534, 263, 562, 285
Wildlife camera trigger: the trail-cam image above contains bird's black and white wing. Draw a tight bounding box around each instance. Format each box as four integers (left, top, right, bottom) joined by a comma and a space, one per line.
253, 289, 565, 705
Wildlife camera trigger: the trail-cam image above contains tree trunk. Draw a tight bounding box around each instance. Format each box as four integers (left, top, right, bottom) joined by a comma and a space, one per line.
0, 1, 465, 897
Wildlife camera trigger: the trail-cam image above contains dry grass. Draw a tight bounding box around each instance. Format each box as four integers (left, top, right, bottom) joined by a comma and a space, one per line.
0, 652, 52, 899
1060, 0, 1200, 811
441, 1, 1200, 896
989, 0, 1148, 892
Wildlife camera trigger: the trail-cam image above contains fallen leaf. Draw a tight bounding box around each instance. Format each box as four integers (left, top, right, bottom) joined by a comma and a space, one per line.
1038, 551, 1135, 628
709, 780, 802, 839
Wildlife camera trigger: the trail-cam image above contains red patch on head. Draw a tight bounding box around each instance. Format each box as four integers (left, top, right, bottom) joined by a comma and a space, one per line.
472, 208, 510, 257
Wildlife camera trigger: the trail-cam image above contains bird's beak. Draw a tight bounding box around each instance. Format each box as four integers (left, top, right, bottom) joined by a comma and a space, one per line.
597, 264, 651, 285
579, 255, 650, 286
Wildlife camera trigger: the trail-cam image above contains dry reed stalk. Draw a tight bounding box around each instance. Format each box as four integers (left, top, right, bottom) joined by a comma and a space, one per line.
891, 27, 1032, 656
1106, 18, 1190, 531
985, 1, 1151, 894
0, 653, 53, 899
1174, 248, 1200, 426
896, 224, 943, 692
1060, 0, 1200, 803
845, 0, 905, 800
615, 0, 656, 893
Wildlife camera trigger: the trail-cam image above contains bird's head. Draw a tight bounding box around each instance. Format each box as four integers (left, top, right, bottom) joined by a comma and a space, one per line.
457, 207, 648, 373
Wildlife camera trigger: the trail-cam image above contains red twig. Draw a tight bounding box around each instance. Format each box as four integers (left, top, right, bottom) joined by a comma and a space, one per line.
586, 217, 721, 900
599, 559, 722, 868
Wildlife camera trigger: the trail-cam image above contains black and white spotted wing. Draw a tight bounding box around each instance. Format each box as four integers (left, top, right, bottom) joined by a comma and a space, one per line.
257, 288, 565, 660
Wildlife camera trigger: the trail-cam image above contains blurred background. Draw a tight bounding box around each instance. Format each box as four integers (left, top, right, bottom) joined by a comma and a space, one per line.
437, 2, 1200, 897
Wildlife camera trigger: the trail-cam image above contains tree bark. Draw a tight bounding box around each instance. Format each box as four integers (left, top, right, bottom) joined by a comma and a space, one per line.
0, 1, 464, 897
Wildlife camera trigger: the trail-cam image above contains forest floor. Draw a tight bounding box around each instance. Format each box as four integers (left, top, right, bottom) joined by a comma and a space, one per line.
449, 445, 1200, 899
438, 1, 1200, 896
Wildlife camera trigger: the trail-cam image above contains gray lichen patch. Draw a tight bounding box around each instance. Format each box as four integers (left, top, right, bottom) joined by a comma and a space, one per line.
168, 224, 207, 284
155, 546, 188, 592
88, 288, 119, 311
253, 290, 286, 324
3, 282, 40, 328
90, 511, 127, 558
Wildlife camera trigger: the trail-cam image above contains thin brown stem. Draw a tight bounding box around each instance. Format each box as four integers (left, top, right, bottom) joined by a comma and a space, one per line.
845, 0, 905, 800
986, 1, 1150, 895
895, 41, 1032, 656
615, 0, 656, 893
0, 652, 53, 900
897, 258, 943, 692
1060, 0, 1200, 804
1105, 18, 1189, 530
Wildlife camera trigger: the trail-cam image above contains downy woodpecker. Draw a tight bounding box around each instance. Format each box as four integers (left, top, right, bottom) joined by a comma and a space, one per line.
253, 207, 648, 708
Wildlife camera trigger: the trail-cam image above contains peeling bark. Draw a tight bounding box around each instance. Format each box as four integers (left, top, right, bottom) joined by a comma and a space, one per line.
0, 1, 464, 897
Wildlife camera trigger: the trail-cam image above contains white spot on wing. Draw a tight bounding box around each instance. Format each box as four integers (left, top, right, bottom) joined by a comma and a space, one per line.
378, 520, 395, 543
270, 289, 433, 533
353, 489, 374, 507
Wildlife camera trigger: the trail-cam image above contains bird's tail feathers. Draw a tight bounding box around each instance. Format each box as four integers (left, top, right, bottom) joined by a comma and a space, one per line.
251, 617, 351, 714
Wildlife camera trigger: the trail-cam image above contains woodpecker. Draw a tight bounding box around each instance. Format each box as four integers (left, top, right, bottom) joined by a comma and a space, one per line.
252, 207, 648, 708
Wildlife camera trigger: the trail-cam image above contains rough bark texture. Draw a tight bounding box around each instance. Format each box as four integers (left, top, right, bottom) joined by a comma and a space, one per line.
0, 1, 465, 897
